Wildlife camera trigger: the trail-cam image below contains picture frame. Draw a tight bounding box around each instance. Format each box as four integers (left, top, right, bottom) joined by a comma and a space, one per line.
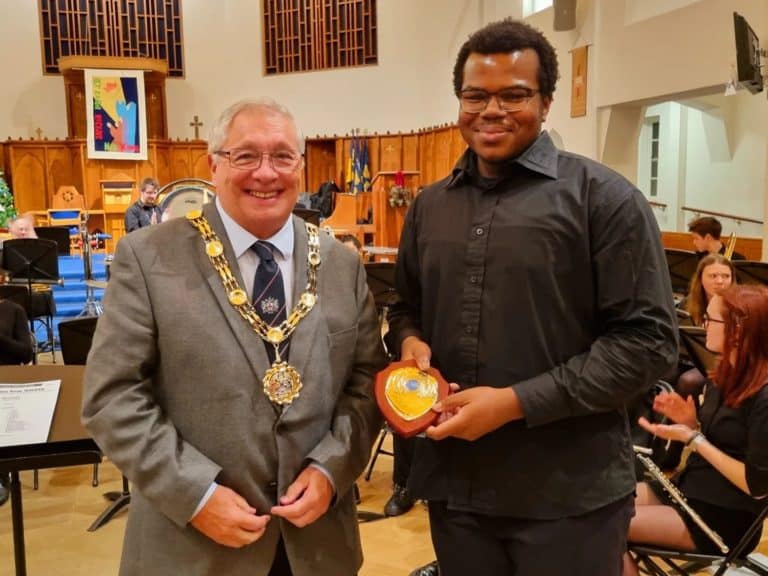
85, 69, 148, 160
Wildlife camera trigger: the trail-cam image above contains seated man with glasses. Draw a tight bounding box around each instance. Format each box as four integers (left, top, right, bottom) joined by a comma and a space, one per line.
83, 98, 386, 576
388, 18, 677, 576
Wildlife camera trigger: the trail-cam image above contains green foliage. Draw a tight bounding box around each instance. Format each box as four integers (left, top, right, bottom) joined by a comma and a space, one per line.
0, 172, 16, 229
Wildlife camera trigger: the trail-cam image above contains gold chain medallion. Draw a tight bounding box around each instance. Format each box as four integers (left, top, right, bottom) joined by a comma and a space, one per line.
263, 362, 303, 405
188, 211, 320, 404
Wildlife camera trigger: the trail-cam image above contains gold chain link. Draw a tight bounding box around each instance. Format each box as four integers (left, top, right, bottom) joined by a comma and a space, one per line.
188, 213, 320, 346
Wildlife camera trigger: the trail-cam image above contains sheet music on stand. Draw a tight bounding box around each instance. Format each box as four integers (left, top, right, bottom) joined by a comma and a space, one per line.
0, 380, 61, 447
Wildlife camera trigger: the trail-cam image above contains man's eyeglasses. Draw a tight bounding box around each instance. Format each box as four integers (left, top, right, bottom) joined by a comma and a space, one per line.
215, 149, 303, 174
459, 88, 540, 114
702, 313, 725, 328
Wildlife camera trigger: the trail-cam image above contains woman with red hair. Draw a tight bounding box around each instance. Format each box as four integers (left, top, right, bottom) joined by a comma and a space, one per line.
623, 284, 768, 575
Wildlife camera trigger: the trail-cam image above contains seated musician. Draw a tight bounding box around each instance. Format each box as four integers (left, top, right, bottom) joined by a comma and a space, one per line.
676, 254, 735, 397
623, 284, 768, 575
4, 214, 57, 330
8, 213, 37, 239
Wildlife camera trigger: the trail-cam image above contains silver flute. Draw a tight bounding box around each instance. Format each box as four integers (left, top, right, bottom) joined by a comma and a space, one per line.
634, 445, 729, 554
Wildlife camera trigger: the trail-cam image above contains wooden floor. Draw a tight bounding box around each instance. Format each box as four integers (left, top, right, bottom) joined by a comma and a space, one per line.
2, 353, 767, 575
0, 436, 436, 576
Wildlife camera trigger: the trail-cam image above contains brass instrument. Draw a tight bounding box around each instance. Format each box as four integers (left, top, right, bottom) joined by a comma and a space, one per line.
724, 232, 737, 260
634, 446, 729, 553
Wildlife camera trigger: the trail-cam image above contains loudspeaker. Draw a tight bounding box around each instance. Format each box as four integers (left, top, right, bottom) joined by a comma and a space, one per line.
553, 0, 577, 31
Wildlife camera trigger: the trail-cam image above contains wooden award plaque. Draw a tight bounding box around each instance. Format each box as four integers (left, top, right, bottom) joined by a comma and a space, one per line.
375, 359, 449, 438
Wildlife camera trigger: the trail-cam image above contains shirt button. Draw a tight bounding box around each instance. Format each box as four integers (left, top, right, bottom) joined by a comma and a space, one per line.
464, 325, 472, 334
475, 227, 484, 236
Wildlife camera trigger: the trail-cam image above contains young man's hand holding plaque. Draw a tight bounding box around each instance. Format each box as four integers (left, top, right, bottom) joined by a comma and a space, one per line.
375, 359, 450, 437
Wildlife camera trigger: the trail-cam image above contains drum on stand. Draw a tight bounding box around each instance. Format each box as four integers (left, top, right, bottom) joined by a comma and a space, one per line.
159, 178, 216, 220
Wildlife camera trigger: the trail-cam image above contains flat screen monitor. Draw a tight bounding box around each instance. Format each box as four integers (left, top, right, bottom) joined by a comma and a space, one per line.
734, 11, 763, 94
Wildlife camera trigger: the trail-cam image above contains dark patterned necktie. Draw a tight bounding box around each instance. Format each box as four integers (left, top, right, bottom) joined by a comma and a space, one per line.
252, 241, 288, 363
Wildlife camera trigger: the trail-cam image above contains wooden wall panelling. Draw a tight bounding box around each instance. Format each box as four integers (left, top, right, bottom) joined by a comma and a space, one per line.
335, 140, 346, 191
7, 145, 48, 214
144, 77, 168, 139
305, 139, 337, 194
433, 128, 454, 179
661, 231, 763, 262
63, 78, 88, 139
170, 145, 193, 182
419, 131, 436, 186
450, 127, 467, 167
190, 145, 211, 181
152, 143, 172, 186
45, 144, 81, 207
402, 134, 420, 175
378, 135, 402, 172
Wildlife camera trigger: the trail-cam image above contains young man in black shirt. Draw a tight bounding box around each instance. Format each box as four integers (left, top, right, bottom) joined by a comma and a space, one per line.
688, 216, 746, 260
388, 19, 678, 576
124, 177, 163, 233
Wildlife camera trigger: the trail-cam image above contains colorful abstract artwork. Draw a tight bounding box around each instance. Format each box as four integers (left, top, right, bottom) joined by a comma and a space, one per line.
85, 69, 148, 160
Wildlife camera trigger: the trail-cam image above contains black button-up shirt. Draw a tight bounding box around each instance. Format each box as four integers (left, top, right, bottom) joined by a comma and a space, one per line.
388, 131, 678, 518
125, 201, 163, 233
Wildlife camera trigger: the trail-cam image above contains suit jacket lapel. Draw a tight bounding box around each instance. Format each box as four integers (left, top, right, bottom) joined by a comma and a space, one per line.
197, 203, 271, 380
287, 216, 321, 388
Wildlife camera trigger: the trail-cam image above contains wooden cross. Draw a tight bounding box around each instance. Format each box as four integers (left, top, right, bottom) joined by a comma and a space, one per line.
189, 115, 204, 140
34, 127, 43, 140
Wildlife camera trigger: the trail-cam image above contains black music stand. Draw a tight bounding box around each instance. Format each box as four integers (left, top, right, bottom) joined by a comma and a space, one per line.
364, 262, 398, 309
2, 239, 60, 359
58, 317, 99, 365
679, 326, 719, 375
292, 207, 321, 226
34, 226, 71, 255
733, 260, 768, 287
664, 248, 699, 295
57, 315, 131, 530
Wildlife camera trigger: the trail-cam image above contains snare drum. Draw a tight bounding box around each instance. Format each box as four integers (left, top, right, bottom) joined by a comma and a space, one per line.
159, 179, 216, 220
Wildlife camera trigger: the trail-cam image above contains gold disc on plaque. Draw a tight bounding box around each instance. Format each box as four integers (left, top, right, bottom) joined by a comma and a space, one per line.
205, 240, 224, 257
263, 361, 303, 404
384, 367, 439, 421
228, 288, 248, 306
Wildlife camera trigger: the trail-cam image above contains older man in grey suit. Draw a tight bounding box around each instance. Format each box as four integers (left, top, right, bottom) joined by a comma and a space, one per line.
82, 98, 386, 576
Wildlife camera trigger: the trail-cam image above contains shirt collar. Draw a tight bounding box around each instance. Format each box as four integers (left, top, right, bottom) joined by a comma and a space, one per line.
215, 196, 295, 261
448, 130, 559, 187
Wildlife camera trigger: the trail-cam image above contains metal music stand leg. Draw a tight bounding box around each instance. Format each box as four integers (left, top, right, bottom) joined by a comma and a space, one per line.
88, 475, 130, 531
9, 471, 28, 576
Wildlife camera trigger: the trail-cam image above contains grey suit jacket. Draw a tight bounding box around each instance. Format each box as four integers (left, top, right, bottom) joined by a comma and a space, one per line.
82, 204, 386, 576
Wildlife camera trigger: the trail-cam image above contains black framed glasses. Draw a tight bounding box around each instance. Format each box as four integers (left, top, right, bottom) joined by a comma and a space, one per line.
459, 88, 540, 114
215, 149, 303, 174
702, 313, 725, 328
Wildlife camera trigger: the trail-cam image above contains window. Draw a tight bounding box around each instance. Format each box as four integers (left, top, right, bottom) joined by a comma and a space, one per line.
649, 119, 660, 197
263, 0, 378, 76
38, 0, 185, 77
523, 0, 554, 17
